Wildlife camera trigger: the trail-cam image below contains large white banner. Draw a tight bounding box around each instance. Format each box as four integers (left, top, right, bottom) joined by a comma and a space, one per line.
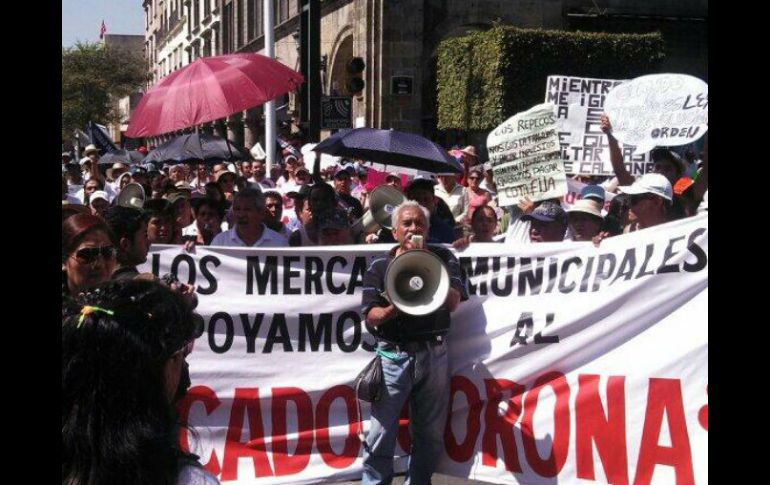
545, 75, 653, 176
487, 103, 568, 207
142, 213, 708, 485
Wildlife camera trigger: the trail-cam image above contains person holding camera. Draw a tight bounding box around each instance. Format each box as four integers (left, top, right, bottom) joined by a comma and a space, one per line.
360, 200, 468, 485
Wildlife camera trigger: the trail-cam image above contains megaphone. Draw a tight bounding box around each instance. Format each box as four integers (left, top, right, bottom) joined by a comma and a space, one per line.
385, 249, 450, 316
116, 182, 146, 210
352, 185, 406, 236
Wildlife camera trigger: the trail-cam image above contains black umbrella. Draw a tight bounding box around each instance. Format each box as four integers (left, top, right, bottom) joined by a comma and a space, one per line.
97, 149, 145, 166
312, 128, 463, 175
142, 133, 251, 165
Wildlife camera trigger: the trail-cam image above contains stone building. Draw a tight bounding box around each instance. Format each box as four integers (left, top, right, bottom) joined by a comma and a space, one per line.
143, 0, 707, 147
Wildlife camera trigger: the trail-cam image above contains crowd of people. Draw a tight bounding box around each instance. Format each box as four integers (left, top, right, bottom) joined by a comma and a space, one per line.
62, 119, 708, 484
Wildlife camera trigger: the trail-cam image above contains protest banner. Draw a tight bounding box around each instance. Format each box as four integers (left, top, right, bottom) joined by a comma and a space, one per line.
545, 75, 654, 177
603, 74, 708, 153
487, 103, 568, 207
140, 213, 708, 485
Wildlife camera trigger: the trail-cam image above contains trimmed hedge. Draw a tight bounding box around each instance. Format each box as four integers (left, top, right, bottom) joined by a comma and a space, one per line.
437, 25, 665, 131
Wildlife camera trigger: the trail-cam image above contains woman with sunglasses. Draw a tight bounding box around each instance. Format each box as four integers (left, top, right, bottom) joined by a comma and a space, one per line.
463, 166, 492, 227
62, 213, 117, 298
63, 279, 219, 485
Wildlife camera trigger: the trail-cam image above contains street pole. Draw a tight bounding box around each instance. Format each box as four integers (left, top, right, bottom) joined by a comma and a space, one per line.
264, 0, 276, 173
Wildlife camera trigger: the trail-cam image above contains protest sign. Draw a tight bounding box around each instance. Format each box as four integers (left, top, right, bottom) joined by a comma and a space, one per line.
487, 103, 567, 206
604, 74, 708, 153
545, 75, 654, 176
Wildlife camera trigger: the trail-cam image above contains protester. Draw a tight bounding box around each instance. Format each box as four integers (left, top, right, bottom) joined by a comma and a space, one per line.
103, 206, 150, 281
616, 173, 673, 231
453, 204, 500, 249
333, 167, 365, 221
210, 189, 288, 247
183, 197, 225, 246
62, 279, 219, 485
521, 200, 568, 243
144, 199, 175, 245
89, 190, 110, 218
464, 165, 492, 226
435, 172, 468, 227
360, 200, 467, 484
263, 191, 292, 239
567, 199, 604, 242
316, 208, 354, 245
62, 213, 116, 297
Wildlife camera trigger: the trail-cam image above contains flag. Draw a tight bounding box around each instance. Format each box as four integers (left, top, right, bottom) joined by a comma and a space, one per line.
99, 20, 107, 39
87, 121, 118, 155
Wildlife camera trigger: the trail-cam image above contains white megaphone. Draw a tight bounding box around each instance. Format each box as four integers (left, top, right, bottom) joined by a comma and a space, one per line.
116, 182, 146, 210
352, 185, 406, 236
385, 249, 450, 316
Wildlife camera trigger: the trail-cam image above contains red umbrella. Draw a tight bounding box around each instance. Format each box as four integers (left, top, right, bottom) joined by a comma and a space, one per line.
126, 53, 304, 138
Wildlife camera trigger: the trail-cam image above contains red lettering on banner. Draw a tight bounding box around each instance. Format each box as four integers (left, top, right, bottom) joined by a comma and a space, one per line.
698, 386, 708, 431
177, 385, 222, 477
575, 375, 629, 485
316, 385, 360, 468
482, 378, 524, 472
633, 379, 694, 485
521, 372, 571, 477
445, 376, 483, 462
271, 387, 314, 475
222, 388, 273, 480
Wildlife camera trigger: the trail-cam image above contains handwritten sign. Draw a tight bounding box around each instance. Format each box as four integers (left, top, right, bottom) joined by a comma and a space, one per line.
604, 73, 708, 153
487, 103, 567, 206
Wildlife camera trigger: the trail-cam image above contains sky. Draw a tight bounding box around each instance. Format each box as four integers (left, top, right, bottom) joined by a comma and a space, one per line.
62, 0, 145, 47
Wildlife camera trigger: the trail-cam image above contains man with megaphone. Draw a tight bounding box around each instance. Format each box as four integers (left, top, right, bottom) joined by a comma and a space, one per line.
360, 200, 468, 485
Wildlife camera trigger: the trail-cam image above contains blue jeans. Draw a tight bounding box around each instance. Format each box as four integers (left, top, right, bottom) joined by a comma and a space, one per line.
362, 340, 450, 485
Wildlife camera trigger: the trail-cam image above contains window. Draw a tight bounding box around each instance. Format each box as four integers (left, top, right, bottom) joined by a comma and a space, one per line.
236, 0, 244, 47
204, 0, 211, 17
222, 2, 232, 53
193, 0, 200, 27
275, 0, 289, 24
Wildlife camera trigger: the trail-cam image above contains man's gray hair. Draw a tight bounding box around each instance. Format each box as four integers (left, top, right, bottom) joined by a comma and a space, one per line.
391, 200, 431, 229
234, 188, 266, 210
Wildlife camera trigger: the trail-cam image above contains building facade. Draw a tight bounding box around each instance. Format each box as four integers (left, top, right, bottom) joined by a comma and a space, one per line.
142, 0, 707, 148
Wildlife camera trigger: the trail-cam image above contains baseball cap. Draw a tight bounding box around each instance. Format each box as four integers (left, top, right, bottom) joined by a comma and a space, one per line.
617, 173, 673, 201
521, 201, 567, 223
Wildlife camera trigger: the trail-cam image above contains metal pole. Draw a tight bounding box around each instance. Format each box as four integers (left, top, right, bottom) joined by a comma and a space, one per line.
264, 0, 276, 174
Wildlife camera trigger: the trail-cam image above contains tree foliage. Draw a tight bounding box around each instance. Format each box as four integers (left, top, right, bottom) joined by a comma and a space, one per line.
62, 42, 147, 140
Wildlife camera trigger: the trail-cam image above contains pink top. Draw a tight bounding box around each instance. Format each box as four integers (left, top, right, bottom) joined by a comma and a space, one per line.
465, 188, 491, 224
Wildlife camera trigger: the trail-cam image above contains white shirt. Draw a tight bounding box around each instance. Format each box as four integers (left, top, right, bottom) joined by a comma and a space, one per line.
210, 225, 289, 247
435, 183, 469, 224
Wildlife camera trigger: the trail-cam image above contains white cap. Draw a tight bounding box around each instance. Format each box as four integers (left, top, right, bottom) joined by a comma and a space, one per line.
617, 173, 673, 201
89, 190, 109, 205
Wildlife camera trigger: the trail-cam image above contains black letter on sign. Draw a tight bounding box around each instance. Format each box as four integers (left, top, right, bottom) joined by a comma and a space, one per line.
197, 255, 220, 295
657, 236, 685, 274
247, 256, 278, 295
510, 312, 534, 346
240, 313, 265, 353
264, 313, 293, 353
298, 313, 333, 351
305, 257, 324, 294
208, 312, 234, 354
283, 256, 302, 295
337, 311, 362, 353
326, 256, 348, 295
347, 257, 368, 294
171, 254, 196, 286
534, 313, 559, 344
683, 228, 708, 272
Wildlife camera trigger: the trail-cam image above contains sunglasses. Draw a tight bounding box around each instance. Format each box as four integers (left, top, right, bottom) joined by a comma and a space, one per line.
73, 246, 116, 264
468, 176, 481, 180
629, 193, 655, 205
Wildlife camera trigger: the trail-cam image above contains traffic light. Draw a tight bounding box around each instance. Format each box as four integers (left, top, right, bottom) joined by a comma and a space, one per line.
346, 57, 366, 95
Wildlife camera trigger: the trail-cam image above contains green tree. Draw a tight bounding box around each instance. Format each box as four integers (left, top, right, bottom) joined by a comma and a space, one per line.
62, 42, 147, 140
